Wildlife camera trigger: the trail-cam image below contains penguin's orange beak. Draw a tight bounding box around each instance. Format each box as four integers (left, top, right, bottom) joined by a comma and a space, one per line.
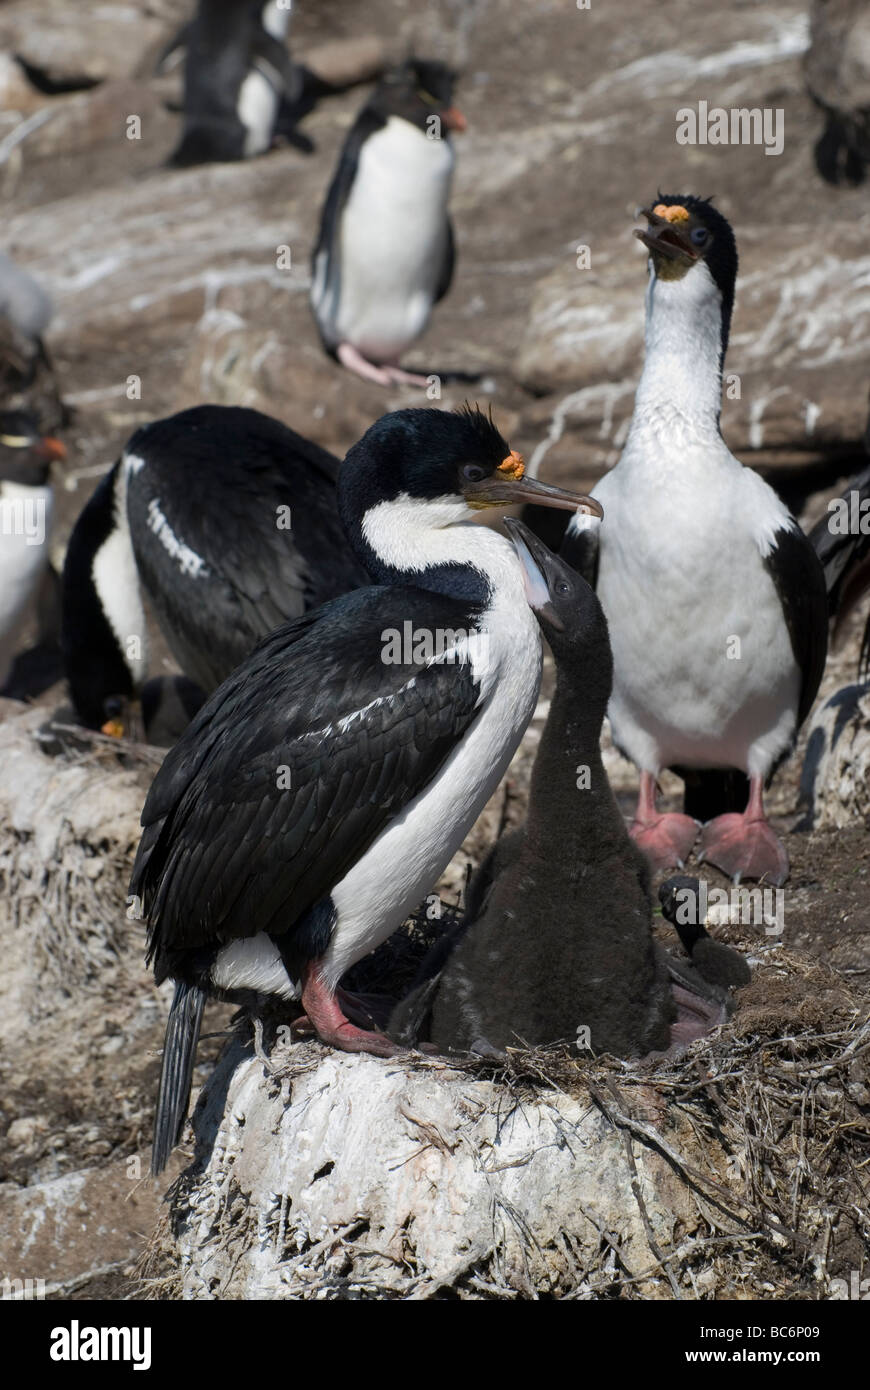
441, 106, 467, 132
37, 437, 67, 462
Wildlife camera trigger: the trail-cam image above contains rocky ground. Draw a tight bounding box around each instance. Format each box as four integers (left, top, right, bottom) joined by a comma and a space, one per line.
0, 0, 868, 1300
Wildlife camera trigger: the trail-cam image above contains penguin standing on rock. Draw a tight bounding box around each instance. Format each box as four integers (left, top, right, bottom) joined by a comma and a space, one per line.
562, 195, 828, 886
167, 0, 301, 166
310, 59, 465, 387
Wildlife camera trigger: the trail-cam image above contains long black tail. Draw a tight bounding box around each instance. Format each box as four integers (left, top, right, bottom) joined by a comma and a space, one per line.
152, 981, 206, 1177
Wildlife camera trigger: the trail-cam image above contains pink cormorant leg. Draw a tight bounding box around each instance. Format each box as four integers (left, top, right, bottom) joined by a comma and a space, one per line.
300, 962, 401, 1057
629, 769, 699, 872
698, 775, 789, 885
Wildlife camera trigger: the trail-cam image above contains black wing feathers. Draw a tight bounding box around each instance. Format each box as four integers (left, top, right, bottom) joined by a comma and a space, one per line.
131, 587, 484, 980
127, 406, 366, 689
763, 524, 829, 729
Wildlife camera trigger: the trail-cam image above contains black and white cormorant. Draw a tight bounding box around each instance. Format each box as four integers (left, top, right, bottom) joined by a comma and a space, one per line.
0, 411, 65, 689
390, 522, 729, 1057
310, 58, 464, 387
61, 404, 367, 736
562, 195, 828, 886
130, 405, 602, 1173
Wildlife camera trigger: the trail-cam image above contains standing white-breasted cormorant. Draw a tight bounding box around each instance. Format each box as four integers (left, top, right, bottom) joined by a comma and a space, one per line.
130, 405, 602, 1172
562, 195, 828, 886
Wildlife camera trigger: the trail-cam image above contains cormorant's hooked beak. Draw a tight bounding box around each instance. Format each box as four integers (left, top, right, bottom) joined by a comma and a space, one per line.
464, 451, 604, 518
634, 203, 698, 265
503, 517, 566, 631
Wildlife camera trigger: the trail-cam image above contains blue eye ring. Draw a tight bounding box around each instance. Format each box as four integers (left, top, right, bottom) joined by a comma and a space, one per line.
690, 226, 709, 247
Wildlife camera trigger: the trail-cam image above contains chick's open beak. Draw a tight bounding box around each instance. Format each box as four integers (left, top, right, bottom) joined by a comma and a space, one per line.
464, 451, 604, 518
634, 203, 697, 264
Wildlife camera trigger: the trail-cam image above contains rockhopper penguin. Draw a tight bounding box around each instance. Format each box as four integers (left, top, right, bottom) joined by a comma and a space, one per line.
562, 195, 828, 886
310, 59, 465, 387
130, 406, 602, 1173
166, 0, 301, 166
61, 404, 367, 737
391, 522, 729, 1056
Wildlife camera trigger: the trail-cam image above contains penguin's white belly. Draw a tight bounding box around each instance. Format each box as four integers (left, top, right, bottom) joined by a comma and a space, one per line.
333, 118, 453, 362
0, 483, 53, 685
595, 472, 800, 778
237, 67, 279, 156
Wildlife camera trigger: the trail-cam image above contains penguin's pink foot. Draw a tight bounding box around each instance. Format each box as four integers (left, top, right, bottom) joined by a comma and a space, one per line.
381, 365, 431, 387
336, 342, 395, 386
630, 812, 699, 872
302, 965, 402, 1057
698, 813, 789, 885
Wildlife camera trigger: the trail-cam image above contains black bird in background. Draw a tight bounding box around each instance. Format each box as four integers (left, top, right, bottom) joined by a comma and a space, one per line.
61, 404, 367, 737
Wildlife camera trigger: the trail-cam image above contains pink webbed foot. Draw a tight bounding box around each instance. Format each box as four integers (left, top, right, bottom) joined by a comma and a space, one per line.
698, 813, 788, 885
629, 770, 699, 872
697, 774, 789, 885
630, 812, 700, 872
301, 964, 402, 1057
380, 365, 430, 387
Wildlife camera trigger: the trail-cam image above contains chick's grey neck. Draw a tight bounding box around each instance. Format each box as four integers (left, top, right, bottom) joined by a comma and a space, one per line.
521, 659, 624, 868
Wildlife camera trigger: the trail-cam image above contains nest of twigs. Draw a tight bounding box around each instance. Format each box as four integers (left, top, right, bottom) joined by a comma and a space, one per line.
135, 934, 869, 1301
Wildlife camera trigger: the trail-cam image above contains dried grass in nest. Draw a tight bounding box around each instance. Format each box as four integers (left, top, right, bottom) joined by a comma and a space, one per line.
136, 940, 869, 1300
413, 953, 870, 1298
